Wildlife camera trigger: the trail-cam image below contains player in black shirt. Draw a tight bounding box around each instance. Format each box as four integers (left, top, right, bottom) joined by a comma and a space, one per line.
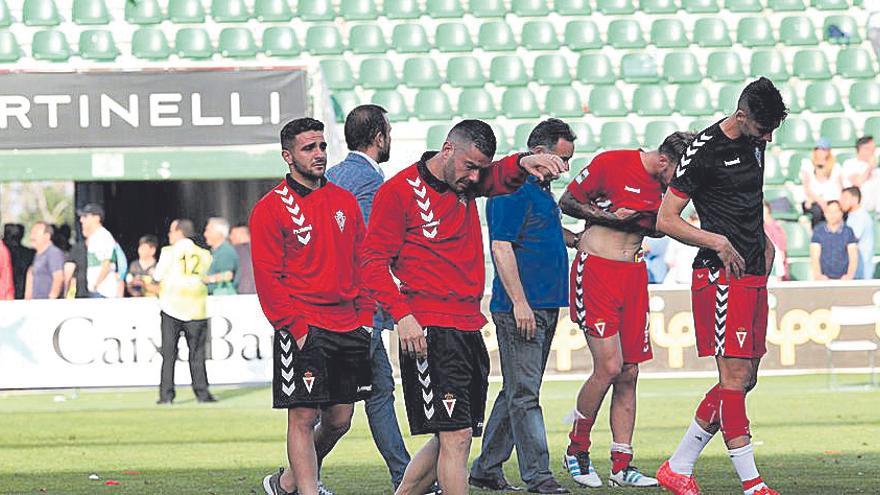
654, 78, 788, 495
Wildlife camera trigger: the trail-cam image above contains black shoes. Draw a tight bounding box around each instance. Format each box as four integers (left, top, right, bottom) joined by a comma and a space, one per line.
469, 475, 524, 492
527, 478, 570, 494
197, 394, 218, 403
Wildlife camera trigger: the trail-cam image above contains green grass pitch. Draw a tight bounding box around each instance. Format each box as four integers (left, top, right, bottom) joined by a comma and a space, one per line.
0, 374, 877, 494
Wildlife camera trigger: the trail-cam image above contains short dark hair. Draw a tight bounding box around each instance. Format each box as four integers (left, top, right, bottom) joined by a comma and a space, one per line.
826, 199, 842, 210
3, 224, 24, 244
842, 186, 862, 203
737, 77, 788, 130
447, 120, 496, 159
33, 221, 54, 237
280, 118, 324, 150
139, 234, 159, 248
173, 219, 195, 239
527, 118, 577, 150
344, 105, 388, 152
856, 135, 874, 150
659, 131, 697, 165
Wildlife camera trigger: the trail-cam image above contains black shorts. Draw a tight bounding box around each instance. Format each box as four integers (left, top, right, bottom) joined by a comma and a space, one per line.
272, 326, 372, 409
400, 326, 489, 436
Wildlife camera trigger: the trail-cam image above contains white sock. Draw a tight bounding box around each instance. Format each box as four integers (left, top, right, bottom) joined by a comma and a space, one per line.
668, 420, 715, 476
729, 444, 766, 494
610, 441, 633, 455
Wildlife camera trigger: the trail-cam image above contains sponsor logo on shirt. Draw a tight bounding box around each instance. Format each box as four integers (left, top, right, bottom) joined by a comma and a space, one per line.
724, 158, 741, 166
624, 185, 641, 194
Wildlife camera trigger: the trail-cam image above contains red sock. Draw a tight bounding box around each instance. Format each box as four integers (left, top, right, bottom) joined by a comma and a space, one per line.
743, 476, 765, 492
610, 450, 633, 474
695, 384, 721, 425
567, 416, 594, 454
719, 388, 750, 442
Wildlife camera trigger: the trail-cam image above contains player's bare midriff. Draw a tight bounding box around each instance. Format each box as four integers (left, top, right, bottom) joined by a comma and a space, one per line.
578, 223, 645, 263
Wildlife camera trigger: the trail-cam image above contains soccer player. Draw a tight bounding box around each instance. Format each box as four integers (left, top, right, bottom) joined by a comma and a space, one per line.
559, 132, 695, 489
362, 120, 566, 495
654, 77, 787, 495
252, 118, 375, 495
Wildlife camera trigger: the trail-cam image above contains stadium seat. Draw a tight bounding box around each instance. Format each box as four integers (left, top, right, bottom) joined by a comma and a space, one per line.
689, 118, 717, 132
384, 0, 421, 18
776, 118, 815, 149
815, 0, 848, 9
534, 54, 572, 85
132, 28, 171, 59
212, 0, 250, 22
126, 0, 164, 24
820, 117, 857, 148
522, 21, 560, 50
641, 0, 677, 14
458, 88, 497, 118
555, 0, 592, 15
836, 48, 877, 79
749, 50, 789, 81
787, 259, 810, 281
0, 31, 21, 62
372, 90, 410, 121
717, 83, 745, 113
175, 28, 213, 59
763, 153, 787, 185
569, 122, 597, 151
707, 51, 745, 82
0, 0, 11, 27
632, 86, 671, 116
73, 0, 110, 24
823, 15, 861, 44
588, 86, 627, 117
426, 0, 464, 17
651, 19, 689, 48
865, 117, 880, 140
600, 122, 640, 149
168, 0, 205, 22
768, 0, 805, 10
435, 23, 472, 52
805, 82, 844, 112
513, 0, 550, 16
218, 27, 257, 57
597, 0, 636, 14
779, 16, 818, 45
479, 21, 517, 51
359, 58, 398, 89
404, 57, 442, 88
776, 82, 802, 113
737, 17, 775, 47
254, 0, 292, 21
607, 19, 646, 48
415, 89, 454, 120
565, 20, 602, 50
693, 18, 732, 47
493, 124, 511, 153
663, 52, 702, 83
675, 85, 714, 116
644, 121, 678, 148
262, 27, 301, 57
576, 53, 615, 84
683, 0, 719, 13
787, 152, 809, 182
513, 123, 533, 149
545, 87, 583, 117
781, 222, 810, 256
392, 24, 430, 53
340, 0, 378, 19
79, 29, 118, 61
490, 55, 529, 86
297, 0, 334, 20
349, 24, 388, 54
320, 59, 355, 90
470, 0, 506, 17
621, 53, 659, 83
725, 0, 762, 12
763, 187, 799, 220
331, 91, 360, 122
850, 81, 880, 111
23, 0, 60, 26
446, 56, 485, 87
32, 30, 70, 61
426, 125, 452, 149
306, 25, 343, 55
793, 49, 832, 79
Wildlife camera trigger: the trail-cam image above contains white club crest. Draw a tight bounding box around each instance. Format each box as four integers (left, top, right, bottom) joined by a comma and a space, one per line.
442, 393, 457, 417
335, 210, 346, 232
303, 371, 315, 394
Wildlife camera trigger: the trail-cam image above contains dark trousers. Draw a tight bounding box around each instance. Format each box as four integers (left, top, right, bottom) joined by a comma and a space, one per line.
159, 311, 211, 401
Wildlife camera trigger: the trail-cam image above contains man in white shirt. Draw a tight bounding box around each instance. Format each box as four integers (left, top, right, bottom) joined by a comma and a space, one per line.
841, 187, 876, 280
842, 136, 879, 212
78, 204, 120, 298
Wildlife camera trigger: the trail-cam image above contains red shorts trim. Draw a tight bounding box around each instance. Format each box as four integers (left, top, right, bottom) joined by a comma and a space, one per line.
691, 268, 769, 359
569, 253, 652, 364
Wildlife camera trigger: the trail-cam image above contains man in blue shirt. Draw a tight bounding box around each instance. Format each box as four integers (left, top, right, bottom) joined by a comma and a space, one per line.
841, 187, 876, 279
469, 119, 578, 494
810, 200, 859, 280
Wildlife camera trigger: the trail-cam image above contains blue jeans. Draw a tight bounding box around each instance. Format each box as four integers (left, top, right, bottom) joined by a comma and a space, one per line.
470, 309, 559, 490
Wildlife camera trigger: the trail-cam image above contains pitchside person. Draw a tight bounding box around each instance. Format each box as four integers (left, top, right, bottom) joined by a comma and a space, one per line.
655, 77, 787, 495
252, 118, 375, 495
559, 132, 695, 489
362, 120, 566, 495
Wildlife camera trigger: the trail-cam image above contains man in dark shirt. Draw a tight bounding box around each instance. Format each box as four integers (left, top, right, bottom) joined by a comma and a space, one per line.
3, 224, 35, 299
655, 78, 787, 495
229, 225, 256, 294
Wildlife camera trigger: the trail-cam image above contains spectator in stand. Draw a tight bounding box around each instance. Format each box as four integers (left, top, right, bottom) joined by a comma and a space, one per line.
127, 235, 160, 297
0, 238, 13, 300
52, 224, 72, 253
229, 224, 255, 295
24, 222, 65, 299
840, 187, 876, 280
763, 201, 788, 281
3, 223, 35, 299
663, 209, 700, 285
203, 217, 239, 295
643, 236, 669, 284
78, 204, 121, 298
842, 136, 879, 212
63, 240, 88, 299
810, 201, 858, 280
801, 139, 844, 227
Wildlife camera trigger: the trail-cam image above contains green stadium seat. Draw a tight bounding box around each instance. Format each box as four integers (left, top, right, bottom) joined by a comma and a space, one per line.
331, 91, 360, 122
600, 122, 640, 149
479, 21, 517, 51
404, 58, 442, 88
749, 50, 789, 81
545, 87, 583, 117
175, 28, 213, 59
73, 0, 110, 24
787, 259, 811, 281
837, 48, 877, 79
693, 18, 732, 47
306, 25, 343, 55
297, 0, 334, 20
725, 0, 762, 12
320, 59, 355, 90
349, 24, 388, 54
675, 85, 714, 116
23, 0, 60, 26
607, 19, 646, 48
717, 83, 745, 113
471, 0, 506, 17
565, 20, 602, 50
793, 49, 831, 79
392, 24, 430, 53
427, 125, 452, 149
436, 23, 472, 52
781, 222, 811, 256
597, 0, 635, 14
262, 27, 301, 57
556, 0, 592, 15
212, 0, 250, 21
815, 0, 848, 10
218, 27, 257, 57
588, 86, 627, 117
737, 17, 775, 47
458, 88, 497, 118
513, 0, 550, 16
132, 28, 171, 59
569, 122, 597, 151
823, 15, 861, 44
372, 90, 410, 121
707, 51, 745, 82
576, 53, 615, 84
534, 54, 572, 85
632, 86, 671, 116
446, 56, 485, 87
651, 19, 688, 48
0, 0, 11, 27
168, 0, 205, 22
763, 153, 787, 185
689, 118, 717, 132
522, 21, 560, 50
776, 82, 802, 113
426, 0, 464, 17
492, 124, 511, 154
32, 29, 70, 61
513, 123, 533, 149
663, 52, 702, 83
850, 81, 880, 111
340, 0, 378, 19
776, 118, 815, 149
359, 58, 398, 89
384, 0, 421, 18
804, 82, 844, 112
415, 89, 454, 120
79, 29, 118, 60
683, 0, 719, 13
126, 0, 164, 24
865, 117, 880, 140
621, 53, 659, 83
786, 152, 809, 182
491, 55, 529, 86
641, 0, 677, 14
254, 0, 292, 21
768, 0, 805, 10
763, 187, 799, 220
820, 117, 857, 148
779, 16, 818, 45
0, 31, 21, 62
644, 121, 678, 148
